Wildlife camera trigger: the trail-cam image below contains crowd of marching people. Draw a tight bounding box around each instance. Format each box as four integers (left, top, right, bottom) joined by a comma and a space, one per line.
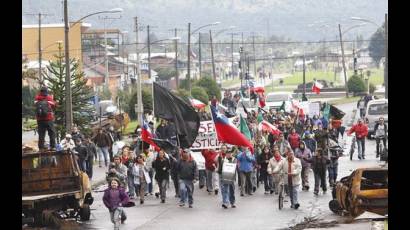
32, 85, 389, 230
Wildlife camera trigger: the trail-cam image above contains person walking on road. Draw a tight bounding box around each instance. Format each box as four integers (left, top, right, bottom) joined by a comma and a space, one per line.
73, 138, 89, 172
374, 117, 388, 158
275, 133, 291, 157
103, 178, 129, 230
141, 148, 155, 195
152, 149, 171, 203
237, 146, 256, 196
288, 128, 301, 152
60, 134, 75, 150
216, 148, 237, 209
267, 150, 284, 195
294, 141, 312, 191
347, 118, 369, 160
93, 128, 112, 167
109, 155, 128, 189
271, 150, 302, 209
306, 148, 330, 196
121, 146, 136, 199
176, 149, 198, 208
71, 126, 84, 142
257, 145, 274, 194
34, 86, 57, 151
202, 149, 219, 195
83, 136, 97, 180
357, 97, 366, 118
132, 155, 151, 204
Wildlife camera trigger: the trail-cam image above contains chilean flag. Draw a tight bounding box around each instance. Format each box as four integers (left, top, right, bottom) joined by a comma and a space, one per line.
189, 98, 206, 109
210, 104, 253, 153
259, 120, 281, 136
312, 81, 323, 94
141, 120, 160, 151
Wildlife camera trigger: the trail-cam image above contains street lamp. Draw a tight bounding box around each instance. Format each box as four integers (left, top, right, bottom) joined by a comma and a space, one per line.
338, 23, 367, 98
63, 0, 122, 132
133, 36, 180, 126
351, 15, 387, 99
187, 22, 220, 94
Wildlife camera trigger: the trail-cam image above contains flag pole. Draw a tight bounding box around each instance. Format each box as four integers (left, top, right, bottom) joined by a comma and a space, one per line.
152, 82, 156, 133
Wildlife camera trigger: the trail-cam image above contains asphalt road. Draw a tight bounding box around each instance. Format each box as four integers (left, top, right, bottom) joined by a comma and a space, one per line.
76, 102, 384, 230
23, 102, 386, 230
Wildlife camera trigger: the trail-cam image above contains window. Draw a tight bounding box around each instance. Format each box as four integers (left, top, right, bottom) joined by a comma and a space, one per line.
360, 170, 388, 190
368, 103, 388, 115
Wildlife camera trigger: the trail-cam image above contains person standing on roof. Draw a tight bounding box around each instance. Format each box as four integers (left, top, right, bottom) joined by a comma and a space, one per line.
34, 86, 57, 151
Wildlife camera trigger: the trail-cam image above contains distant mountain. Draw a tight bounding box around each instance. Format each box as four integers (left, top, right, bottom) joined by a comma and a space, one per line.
22, 0, 387, 41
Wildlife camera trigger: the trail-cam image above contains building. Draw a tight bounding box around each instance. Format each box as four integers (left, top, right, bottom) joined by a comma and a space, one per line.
22, 22, 91, 87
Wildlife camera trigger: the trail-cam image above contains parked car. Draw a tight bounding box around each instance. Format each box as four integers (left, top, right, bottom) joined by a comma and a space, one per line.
297, 80, 329, 90
329, 168, 388, 217
365, 99, 388, 137
264, 92, 293, 111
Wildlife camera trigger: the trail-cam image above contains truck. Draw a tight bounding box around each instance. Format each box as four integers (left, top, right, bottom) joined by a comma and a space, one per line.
22, 150, 94, 226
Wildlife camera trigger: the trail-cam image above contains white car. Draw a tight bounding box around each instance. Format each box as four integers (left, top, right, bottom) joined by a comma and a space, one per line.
365, 99, 388, 137
264, 92, 293, 111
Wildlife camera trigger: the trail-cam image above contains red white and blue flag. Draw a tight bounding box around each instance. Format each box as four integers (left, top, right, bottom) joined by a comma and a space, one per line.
210, 104, 253, 152
141, 119, 160, 151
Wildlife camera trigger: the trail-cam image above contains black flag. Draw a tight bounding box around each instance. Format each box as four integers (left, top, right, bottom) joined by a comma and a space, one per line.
153, 83, 200, 148
151, 138, 179, 155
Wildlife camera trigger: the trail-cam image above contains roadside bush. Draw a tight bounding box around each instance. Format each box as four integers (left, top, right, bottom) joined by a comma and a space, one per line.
191, 87, 209, 104
347, 74, 366, 95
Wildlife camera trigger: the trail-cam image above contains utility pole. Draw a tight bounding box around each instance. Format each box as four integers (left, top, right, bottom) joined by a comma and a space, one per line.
63, 0, 73, 131
187, 23, 191, 94
252, 34, 257, 79
25, 12, 52, 85
302, 55, 306, 99
38, 13, 42, 85
174, 28, 179, 88
147, 25, 151, 81
198, 32, 202, 79
353, 44, 357, 75
231, 33, 234, 79
135, 17, 143, 126
384, 13, 388, 99
104, 19, 109, 87
338, 24, 349, 98
210, 30, 216, 81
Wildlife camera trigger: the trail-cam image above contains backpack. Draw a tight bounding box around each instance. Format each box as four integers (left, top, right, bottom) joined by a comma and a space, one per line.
36, 99, 50, 118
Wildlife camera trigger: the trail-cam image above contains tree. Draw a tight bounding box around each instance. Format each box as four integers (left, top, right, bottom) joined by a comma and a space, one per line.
347, 74, 366, 95
127, 86, 153, 120
191, 86, 209, 104
194, 77, 221, 100
173, 88, 191, 104
368, 23, 385, 68
155, 67, 176, 81
43, 44, 94, 140
98, 85, 112, 100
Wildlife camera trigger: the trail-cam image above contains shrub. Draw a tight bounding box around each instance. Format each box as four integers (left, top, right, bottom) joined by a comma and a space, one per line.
347, 74, 366, 95
191, 87, 209, 104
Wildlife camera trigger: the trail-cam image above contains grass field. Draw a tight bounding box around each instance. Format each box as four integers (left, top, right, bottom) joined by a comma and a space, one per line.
273, 70, 340, 86
221, 78, 241, 88
347, 68, 384, 85
123, 120, 139, 135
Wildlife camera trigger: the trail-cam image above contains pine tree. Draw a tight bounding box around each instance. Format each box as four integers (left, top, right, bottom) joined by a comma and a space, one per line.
43, 43, 94, 141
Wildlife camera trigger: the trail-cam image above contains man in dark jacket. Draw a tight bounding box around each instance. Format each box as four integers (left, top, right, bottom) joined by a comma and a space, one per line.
176, 149, 198, 208
84, 136, 97, 180
73, 138, 89, 172
34, 86, 57, 151
71, 126, 84, 142
152, 149, 171, 203
155, 119, 168, 139
306, 148, 330, 196
314, 124, 329, 154
93, 128, 113, 167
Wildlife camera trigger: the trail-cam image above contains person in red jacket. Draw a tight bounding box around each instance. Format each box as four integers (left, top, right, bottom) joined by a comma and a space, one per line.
34, 86, 57, 151
287, 128, 301, 152
202, 149, 219, 195
347, 118, 368, 160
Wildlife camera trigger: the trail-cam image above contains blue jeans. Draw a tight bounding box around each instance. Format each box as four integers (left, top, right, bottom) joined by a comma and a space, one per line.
109, 207, 126, 230
198, 170, 206, 188
78, 159, 87, 172
97, 146, 110, 166
220, 182, 235, 205
328, 165, 338, 185
127, 173, 135, 196
179, 179, 194, 205
289, 185, 299, 206
356, 138, 366, 158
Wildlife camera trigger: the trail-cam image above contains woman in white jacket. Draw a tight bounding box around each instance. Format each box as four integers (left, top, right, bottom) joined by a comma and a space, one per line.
267, 150, 284, 195
132, 155, 151, 204
271, 150, 302, 209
